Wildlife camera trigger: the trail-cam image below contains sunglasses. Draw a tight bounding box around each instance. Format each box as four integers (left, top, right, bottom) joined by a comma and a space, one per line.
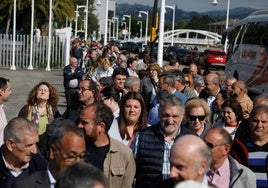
188, 115, 206, 121
204, 140, 225, 149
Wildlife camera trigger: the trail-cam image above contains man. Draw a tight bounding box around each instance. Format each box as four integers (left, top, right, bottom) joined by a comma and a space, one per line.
124, 76, 141, 93
231, 80, 253, 119
253, 93, 268, 106
13, 118, 86, 188
0, 77, 12, 146
0, 117, 46, 188
189, 63, 201, 79
71, 40, 84, 68
133, 94, 194, 188
112, 67, 128, 101
63, 57, 83, 108
231, 105, 268, 188
205, 127, 256, 188
63, 79, 97, 124
159, 74, 187, 103
55, 162, 108, 188
169, 135, 212, 186
200, 72, 221, 123
173, 73, 197, 100
78, 102, 136, 188
225, 75, 237, 93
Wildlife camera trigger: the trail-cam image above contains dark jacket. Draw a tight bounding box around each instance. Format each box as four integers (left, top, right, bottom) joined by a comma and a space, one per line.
12, 170, 50, 188
0, 146, 47, 188
63, 64, 83, 89
134, 125, 195, 188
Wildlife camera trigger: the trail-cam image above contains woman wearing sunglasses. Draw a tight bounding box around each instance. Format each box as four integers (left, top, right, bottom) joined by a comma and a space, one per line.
184, 98, 212, 138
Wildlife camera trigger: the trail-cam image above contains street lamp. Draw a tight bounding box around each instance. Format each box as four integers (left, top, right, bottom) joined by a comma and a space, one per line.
212, 0, 230, 53
138, 11, 149, 45
137, 21, 142, 38
28, 0, 34, 70
165, 4, 175, 46
11, 0, 17, 70
84, 0, 88, 40
157, 0, 166, 67
123, 15, 131, 40
121, 22, 127, 41
112, 17, 119, 40
75, 5, 86, 38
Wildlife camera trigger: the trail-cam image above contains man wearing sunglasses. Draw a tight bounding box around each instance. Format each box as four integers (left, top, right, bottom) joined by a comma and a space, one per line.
205, 127, 256, 188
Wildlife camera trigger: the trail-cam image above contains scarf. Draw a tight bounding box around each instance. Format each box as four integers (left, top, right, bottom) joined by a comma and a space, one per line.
30, 103, 54, 129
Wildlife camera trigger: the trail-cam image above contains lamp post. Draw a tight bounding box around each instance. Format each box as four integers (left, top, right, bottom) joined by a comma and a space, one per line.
212, 0, 230, 53
104, 0, 109, 46
137, 21, 142, 38
75, 5, 86, 38
121, 22, 127, 41
28, 0, 34, 70
123, 15, 131, 40
46, 0, 52, 71
138, 11, 148, 45
165, 4, 175, 46
112, 17, 119, 40
11, 0, 17, 70
157, 0, 165, 67
84, 0, 88, 40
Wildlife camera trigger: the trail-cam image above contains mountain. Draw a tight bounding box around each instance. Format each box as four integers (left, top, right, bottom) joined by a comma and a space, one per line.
116, 3, 259, 24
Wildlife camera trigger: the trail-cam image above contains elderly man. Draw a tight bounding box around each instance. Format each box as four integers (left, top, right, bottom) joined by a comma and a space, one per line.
205, 127, 256, 188
0, 118, 46, 188
133, 94, 194, 188
63, 79, 97, 124
0, 77, 12, 146
63, 57, 84, 109
231, 105, 268, 188
231, 80, 253, 119
13, 118, 86, 188
169, 135, 212, 186
78, 102, 135, 188
200, 72, 221, 123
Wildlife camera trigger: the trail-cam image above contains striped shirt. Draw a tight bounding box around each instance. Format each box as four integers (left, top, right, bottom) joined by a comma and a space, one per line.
247, 140, 268, 188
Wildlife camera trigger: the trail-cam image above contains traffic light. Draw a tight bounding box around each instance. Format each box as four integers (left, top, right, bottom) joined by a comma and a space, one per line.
151, 27, 158, 43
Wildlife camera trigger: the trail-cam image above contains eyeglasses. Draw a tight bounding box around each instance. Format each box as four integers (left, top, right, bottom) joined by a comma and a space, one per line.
188, 115, 206, 121
100, 97, 109, 102
55, 146, 87, 162
204, 140, 225, 149
77, 87, 90, 93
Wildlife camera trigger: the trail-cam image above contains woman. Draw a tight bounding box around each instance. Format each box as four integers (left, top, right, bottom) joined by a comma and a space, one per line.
140, 63, 162, 112
183, 73, 194, 89
91, 57, 114, 87
220, 99, 244, 139
184, 98, 211, 138
18, 81, 61, 158
213, 90, 231, 126
118, 91, 147, 146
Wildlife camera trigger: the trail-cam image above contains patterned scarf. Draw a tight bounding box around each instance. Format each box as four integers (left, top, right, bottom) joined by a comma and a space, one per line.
30, 103, 54, 129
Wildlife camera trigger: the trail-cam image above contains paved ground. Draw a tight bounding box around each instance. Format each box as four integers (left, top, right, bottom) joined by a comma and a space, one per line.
0, 68, 66, 121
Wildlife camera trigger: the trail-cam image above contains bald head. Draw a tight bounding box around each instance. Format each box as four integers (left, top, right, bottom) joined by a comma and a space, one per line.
170, 135, 211, 184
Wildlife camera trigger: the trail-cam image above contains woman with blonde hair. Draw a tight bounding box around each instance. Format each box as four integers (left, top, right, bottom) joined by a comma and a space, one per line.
184, 98, 211, 138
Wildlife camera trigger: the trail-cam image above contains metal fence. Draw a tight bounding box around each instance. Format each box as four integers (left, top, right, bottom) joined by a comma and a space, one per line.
0, 34, 67, 69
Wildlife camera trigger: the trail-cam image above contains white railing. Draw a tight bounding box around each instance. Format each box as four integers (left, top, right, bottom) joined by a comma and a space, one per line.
0, 34, 67, 69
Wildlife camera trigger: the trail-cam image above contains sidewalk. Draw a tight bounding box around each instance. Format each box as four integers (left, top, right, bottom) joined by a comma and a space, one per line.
0, 68, 66, 121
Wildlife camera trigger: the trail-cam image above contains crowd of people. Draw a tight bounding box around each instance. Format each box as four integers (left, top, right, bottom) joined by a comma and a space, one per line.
0, 38, 268, 188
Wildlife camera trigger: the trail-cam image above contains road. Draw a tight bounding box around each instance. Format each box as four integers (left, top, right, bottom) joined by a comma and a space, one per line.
0, 68, 66, 121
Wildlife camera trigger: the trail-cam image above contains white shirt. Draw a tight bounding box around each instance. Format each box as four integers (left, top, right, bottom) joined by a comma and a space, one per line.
0, 104, 7, 146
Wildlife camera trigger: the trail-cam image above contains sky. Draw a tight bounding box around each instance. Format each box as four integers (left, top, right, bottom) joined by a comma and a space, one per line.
115, 0, 268, 13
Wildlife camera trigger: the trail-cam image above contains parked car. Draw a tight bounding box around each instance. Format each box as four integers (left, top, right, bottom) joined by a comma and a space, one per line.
203, 49, 226, 69
163, 46, 181, 60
